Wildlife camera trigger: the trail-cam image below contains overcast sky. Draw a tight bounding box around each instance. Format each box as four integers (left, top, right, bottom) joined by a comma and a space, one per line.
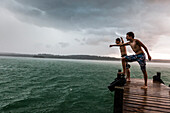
0, 0, 170, 59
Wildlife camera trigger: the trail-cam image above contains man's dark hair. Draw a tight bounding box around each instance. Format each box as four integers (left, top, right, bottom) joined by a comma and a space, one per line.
116, 38, 120, 42
127, 32, 135, 39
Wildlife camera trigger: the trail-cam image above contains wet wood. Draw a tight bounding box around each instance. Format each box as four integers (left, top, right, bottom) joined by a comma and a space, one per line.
123, 78, 170, 113
114, 86, 124, 113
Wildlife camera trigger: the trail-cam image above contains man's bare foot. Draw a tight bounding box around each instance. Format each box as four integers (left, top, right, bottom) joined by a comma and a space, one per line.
141, 86, 147, 89
126, 78, 131, 82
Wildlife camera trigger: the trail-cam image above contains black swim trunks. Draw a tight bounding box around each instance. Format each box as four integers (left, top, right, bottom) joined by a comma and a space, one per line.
125, 53, 146, 71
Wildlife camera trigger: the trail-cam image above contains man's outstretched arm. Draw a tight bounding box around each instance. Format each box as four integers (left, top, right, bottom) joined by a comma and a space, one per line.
137, 40, 151, 60
109, 44, 121, 47
109, 42, 130, 47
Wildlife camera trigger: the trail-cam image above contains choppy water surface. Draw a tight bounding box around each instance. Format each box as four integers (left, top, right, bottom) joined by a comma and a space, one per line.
0, 57, 169, 113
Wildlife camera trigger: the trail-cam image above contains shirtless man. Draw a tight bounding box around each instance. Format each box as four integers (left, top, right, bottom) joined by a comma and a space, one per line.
111, 32, 151, 89
110, 37, 130, 81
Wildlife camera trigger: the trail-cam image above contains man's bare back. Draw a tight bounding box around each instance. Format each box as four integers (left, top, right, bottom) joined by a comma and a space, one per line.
110, 37, 131, 81
110, 37, 127, 56
120, 43, 127, 56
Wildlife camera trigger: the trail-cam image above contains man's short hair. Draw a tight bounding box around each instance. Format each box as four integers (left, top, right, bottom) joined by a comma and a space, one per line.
127, 32, 135, 39
116, 38, 120, 42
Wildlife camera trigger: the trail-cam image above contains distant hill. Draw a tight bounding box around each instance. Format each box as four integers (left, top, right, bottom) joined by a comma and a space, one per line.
0, 53, 170, 63
33, 54, 120, 61
148, 59, 170, 63
0, 53, 120, 61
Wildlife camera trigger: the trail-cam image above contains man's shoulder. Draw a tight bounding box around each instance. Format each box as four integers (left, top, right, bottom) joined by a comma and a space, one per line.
134, 39, 141, 44
135, 39, 142, 42
134, 39, 139, 41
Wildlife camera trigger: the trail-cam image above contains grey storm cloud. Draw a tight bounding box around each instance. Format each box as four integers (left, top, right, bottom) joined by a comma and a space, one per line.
1, 0, 170, 54
1, 0, 170, 30
0, 0, 145, 30
84, 37, 111, 45
58, 42, 69, 48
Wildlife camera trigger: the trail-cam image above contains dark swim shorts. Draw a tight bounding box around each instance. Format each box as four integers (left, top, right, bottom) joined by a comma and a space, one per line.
121, 54, 130, 69
125, 53, 146, 71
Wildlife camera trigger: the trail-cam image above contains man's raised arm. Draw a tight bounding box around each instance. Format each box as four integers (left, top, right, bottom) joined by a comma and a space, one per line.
120, 37, 124, 43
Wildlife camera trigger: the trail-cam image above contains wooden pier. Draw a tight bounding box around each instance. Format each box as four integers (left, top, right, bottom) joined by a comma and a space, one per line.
122, 78, 170, 113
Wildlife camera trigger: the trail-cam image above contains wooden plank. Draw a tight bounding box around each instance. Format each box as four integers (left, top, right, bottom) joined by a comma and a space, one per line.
124, 94, 170, 104
124, 98, 170, 107
123, 78, 170, 113
124, 97, 170, 106
124, 105, 166, 113
124, 105, 165, 113
124, 100, 170, 110
124, 102, 169, 113
123, 79, 170, 98
124, 93, 170, 102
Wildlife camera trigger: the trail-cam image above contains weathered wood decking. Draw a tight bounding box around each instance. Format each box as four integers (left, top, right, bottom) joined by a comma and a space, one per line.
123, 79, 170, 113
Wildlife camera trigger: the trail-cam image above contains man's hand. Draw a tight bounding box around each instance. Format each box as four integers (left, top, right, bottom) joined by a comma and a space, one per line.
109, 45, 113, 47
148, 55, 151, 61
120, 37, 123, 40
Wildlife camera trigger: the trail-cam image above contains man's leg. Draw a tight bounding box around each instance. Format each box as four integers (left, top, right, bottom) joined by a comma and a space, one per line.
121, 57, 126, 74
141, 69, 147, 89
126, 68, 130, 82
137, 54, 147, 89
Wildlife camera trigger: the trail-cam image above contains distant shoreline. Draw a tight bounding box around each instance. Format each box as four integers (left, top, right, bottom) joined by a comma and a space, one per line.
0, 53, 170, 63
0, 53, 120, 61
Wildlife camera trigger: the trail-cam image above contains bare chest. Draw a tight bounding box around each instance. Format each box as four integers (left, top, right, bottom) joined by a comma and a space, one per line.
130, 41, 140, 51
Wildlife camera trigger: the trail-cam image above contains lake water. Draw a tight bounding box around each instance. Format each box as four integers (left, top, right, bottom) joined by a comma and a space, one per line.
0, 57, 169, 113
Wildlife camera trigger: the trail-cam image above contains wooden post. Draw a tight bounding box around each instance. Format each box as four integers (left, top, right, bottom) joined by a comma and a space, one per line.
157, 72, 161, 78
153, 72, 164, 84
114, 86, 124, 113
